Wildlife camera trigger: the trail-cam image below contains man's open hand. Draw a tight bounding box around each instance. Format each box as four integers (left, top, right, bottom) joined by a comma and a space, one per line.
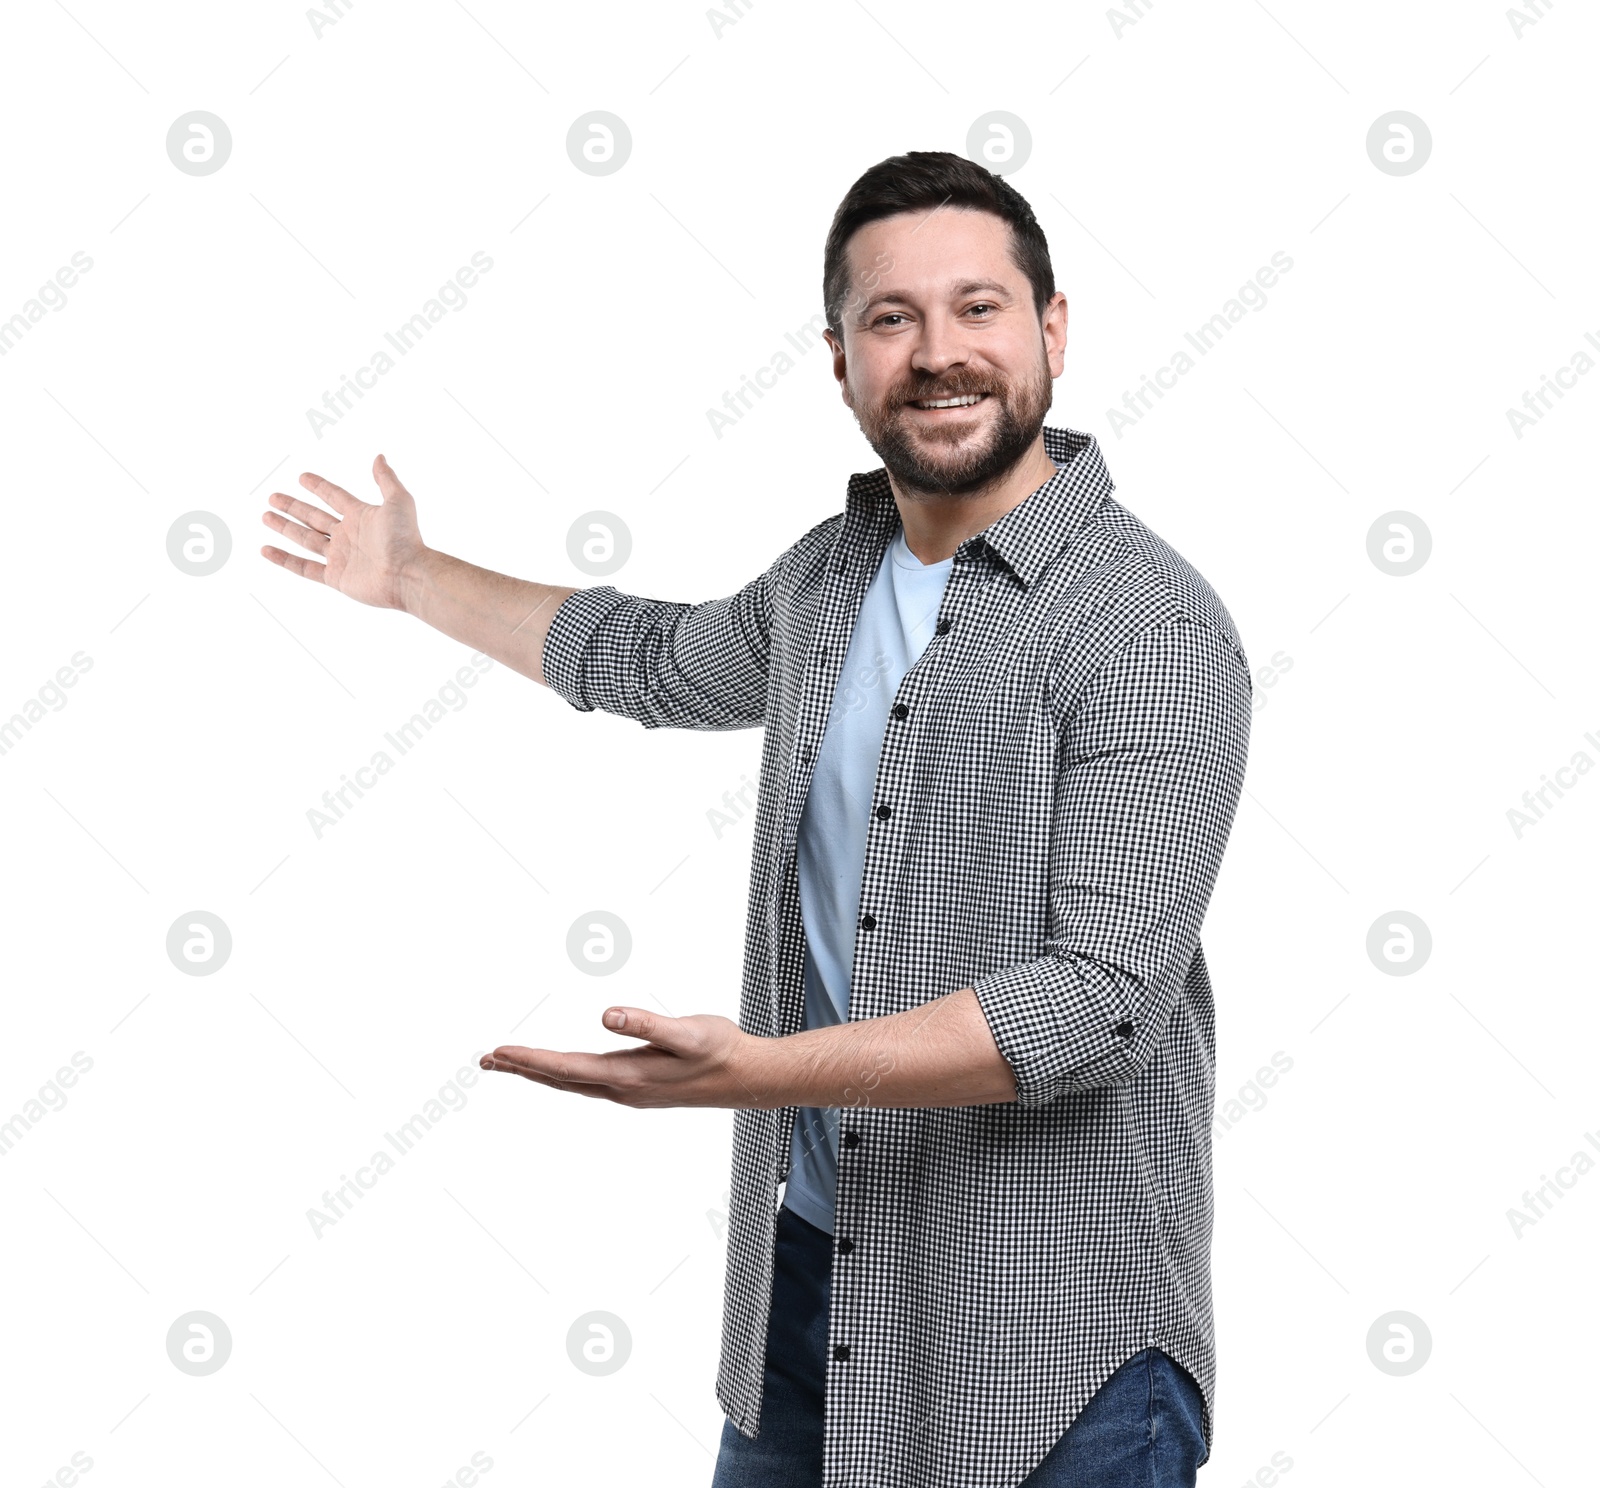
260, 453, 429, 611
480, 1008, 777, 1109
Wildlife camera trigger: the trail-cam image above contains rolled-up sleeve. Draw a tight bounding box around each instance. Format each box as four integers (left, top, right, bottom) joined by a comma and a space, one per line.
970, 616, 1252, 1106
540, 533, 805, 731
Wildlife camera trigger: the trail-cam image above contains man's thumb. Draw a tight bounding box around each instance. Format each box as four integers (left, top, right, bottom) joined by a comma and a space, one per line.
372, 452, 415, 506
605, 1007, 679, 1048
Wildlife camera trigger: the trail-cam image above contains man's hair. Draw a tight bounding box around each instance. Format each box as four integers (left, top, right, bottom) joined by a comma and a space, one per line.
821, 150, 1056, 340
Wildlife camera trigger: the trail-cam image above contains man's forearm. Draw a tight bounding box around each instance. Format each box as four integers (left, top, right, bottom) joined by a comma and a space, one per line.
401, 548, 580, 688
757, 987, 1018, 1109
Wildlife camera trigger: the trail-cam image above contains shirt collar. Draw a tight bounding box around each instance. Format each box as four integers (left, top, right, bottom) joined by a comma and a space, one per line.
845, 424, 1115, 588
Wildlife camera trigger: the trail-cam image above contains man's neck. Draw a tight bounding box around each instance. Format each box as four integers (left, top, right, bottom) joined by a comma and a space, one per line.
891, 434, 1059, 566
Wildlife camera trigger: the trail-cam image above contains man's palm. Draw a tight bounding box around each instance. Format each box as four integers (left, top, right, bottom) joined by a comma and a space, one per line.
261, 454, 425, 611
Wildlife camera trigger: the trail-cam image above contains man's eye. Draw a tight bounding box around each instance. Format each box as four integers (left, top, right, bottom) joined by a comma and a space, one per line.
872, 305, 993, 327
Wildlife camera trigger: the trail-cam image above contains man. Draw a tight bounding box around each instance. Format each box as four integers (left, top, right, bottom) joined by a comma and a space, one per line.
261, 150, 1251, 1488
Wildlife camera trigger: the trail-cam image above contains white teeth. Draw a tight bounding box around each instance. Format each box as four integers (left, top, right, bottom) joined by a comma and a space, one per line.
915, 394, 984, 409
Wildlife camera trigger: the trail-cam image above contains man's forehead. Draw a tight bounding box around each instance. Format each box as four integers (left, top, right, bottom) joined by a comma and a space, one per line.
848, 205, 1010, 255
847, 211, 1017, 284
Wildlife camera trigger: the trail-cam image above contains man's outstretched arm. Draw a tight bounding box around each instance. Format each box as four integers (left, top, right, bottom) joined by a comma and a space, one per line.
261, 452, 812, 730
478, 987, 1020, 1110
260, 454, 579, 687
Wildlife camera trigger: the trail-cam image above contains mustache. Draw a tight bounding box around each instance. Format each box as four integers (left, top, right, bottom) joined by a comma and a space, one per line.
896, 381, 999, 403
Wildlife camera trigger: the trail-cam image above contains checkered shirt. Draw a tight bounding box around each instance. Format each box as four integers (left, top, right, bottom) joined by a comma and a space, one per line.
540, 424, 1252, 1487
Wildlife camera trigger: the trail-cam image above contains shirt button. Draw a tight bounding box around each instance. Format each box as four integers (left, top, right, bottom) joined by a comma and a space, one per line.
802, 746, 814, 763
833, 1344, 851, 1361
935, 616, 951, 635
874, 804, 892, 820
891, 703, 909, 720
859, 913, 877, 931
843, 1130, 861, 1148
1115, 1020, 1134, 1037
839, 1236, 855, 1254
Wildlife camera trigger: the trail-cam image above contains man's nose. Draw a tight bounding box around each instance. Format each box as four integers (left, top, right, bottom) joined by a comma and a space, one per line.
909, 319, 969, 376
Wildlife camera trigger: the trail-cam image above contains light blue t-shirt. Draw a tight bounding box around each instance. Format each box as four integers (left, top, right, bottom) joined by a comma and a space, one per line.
783, 521, 954, 1235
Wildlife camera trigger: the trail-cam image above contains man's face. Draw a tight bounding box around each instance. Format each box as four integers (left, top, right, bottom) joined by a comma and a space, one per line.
826, 207, 1067, 498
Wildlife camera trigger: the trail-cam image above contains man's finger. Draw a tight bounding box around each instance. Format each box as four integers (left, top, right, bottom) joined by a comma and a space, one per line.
268, 491, 339, 536
487, 1060, 638, 1105
260, 546, 327, 583
528, 1074, 616, 1100
298, 470, 368, 517
483, 1046, 614, 1085
262, 510, 330, 555
486, 1060, 586, 1091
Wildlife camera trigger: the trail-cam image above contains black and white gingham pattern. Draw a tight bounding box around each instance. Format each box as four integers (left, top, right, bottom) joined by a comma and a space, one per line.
541, 425, 1252, 1488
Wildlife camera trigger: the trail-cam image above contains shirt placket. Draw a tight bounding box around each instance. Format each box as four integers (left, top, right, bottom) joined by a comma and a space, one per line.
772, 496, 894, 1181
823, 535, 987, 1476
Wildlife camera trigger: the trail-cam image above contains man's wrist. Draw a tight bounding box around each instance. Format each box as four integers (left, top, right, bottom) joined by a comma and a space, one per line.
741, 1029, 805, 1109
398, 546, 442, 617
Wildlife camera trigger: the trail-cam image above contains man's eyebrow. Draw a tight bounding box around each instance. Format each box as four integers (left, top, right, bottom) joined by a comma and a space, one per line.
853, 278, 1016, 321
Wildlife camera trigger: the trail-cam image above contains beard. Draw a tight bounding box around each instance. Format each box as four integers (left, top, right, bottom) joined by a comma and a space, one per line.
846, 343, 1054, 499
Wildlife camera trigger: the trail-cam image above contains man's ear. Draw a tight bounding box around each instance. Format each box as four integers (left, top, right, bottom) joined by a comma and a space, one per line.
1042, 291, 1068, 378
824, 328, 852, 406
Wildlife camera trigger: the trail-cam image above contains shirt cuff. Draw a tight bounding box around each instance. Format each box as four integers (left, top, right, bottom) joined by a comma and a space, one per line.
540, 585, 632, 713
969, 954, 1136, 1107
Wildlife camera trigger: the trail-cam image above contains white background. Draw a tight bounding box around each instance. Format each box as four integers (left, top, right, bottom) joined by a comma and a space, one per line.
2, 1, 1596, 1484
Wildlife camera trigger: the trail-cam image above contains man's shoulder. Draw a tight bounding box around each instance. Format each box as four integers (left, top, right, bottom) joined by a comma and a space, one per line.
769, 510, 848, 586
1051, 497, 1248, 668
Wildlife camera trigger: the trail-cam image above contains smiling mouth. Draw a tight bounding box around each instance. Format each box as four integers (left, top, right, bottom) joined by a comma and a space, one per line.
907, 392, 989, 413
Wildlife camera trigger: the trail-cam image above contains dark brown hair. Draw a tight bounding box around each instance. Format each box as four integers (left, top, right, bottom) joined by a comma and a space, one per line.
822, 150, 1056, 339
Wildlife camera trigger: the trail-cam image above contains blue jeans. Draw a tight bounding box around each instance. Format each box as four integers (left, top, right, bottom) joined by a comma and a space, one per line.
711, 1202, 1208, 1487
